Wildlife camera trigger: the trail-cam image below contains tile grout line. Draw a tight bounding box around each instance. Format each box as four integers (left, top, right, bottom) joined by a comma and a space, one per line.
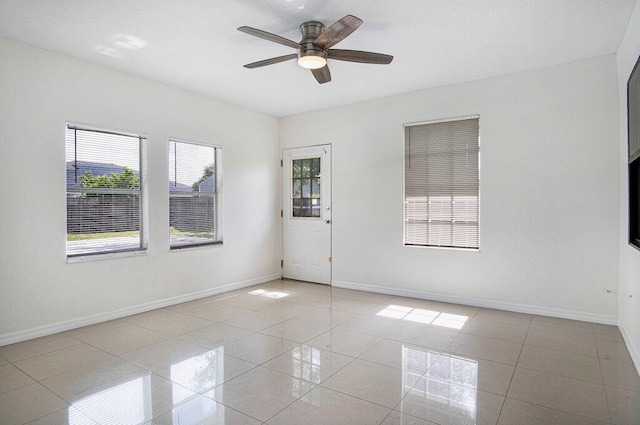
1, 333, 86, 367
496, 312, 532, 423
315, 384, 401, 420
498, 318, 614, 424
594, 327, 614, 424
9, 336, 117, 384
259, 380, 320, 424
19, 383, 71, 425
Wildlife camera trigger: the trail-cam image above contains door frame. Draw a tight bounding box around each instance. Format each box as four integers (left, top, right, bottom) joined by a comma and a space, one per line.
281, 144, 332, 285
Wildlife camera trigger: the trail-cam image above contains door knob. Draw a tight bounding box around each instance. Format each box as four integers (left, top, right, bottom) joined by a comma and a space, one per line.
324, 220, 331, 224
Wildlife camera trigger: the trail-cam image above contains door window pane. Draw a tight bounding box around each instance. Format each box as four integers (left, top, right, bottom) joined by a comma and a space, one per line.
302, 179, 311, 198
292, 158, 321, 218
292, 179, 301, 197
301, 159, 311, 177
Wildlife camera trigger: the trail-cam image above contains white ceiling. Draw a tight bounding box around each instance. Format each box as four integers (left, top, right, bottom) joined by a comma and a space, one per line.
0, 0, 635, 117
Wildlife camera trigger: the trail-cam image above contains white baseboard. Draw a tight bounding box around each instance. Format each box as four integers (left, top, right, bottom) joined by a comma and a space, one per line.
331, 280, 618, 325
0, 273, 282, 347
619, 318, 640, 376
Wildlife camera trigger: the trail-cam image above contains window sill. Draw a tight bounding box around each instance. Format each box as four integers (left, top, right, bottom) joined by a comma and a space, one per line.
170, 241, 223, 252
403, 244, 480, 252
67, 249, 148, 263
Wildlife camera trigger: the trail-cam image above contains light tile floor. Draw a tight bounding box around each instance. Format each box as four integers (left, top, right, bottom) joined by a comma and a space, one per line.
1, 279, 639, 425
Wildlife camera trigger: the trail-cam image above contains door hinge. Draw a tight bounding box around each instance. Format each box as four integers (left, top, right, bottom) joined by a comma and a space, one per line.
280, 159, 283, 167
281, 260, 283, 268
329, 257, 332, 263
280, 209, 283, 218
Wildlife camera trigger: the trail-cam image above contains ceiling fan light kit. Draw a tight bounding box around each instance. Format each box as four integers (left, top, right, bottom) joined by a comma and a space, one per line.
297, 52, 326, 70
238, 15, 393, 84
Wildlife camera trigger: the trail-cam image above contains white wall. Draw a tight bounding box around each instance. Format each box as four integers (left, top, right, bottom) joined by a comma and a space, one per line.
281, 55, 620, 322
0, 38, 281, 342
0, 34, 625, 344
617, 0, 640, 372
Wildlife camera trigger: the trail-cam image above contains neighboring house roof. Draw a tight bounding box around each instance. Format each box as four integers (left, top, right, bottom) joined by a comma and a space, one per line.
168, 181, 193, 192
66, 161, 191, 191
197, 175, 215, 193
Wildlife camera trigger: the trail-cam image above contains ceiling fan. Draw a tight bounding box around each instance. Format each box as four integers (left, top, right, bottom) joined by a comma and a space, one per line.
238, 15, 393, 84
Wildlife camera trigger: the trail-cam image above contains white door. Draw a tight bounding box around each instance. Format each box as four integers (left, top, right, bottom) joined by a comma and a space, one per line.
282, 145, 331, 285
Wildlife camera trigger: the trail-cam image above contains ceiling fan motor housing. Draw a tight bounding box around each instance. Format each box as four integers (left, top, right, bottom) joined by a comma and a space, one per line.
299, 21, 327, 58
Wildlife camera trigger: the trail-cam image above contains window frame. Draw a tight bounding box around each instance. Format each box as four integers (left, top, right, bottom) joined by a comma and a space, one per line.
402, 115, 481, 251
168, 138, 223, 251
65, 122, 148, 262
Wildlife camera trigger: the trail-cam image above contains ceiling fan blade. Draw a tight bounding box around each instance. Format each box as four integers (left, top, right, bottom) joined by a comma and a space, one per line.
311, 65, 331, 84
243, 54, 298, 69
313, 15, 363, 49
238, 26, 300, 49
327, 49, 393, 64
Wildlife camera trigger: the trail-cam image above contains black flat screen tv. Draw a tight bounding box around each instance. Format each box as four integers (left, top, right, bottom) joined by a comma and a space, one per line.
629, 53, 640, 250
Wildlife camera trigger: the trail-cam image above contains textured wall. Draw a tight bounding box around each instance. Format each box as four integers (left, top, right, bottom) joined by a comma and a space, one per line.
617, 0, 640, 370
280, 55, 620, 319
0, 38, 281, 336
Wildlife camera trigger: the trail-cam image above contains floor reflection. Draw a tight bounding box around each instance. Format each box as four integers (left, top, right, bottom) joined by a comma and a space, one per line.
402, 349, 478, 425
65, 405, 99, 424
70, 349, 229, 424
166, 395, 221, 425
402, 345, 439, 379
291, 345, 321, 405
248, 289, 290, 298
72, 374, 152, 424
170, 349, 223, 393
377, 304, 468, 329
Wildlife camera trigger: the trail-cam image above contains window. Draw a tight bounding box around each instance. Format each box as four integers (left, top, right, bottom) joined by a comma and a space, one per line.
66, 123, 147, 259
169, 139, 222, 249
404, 117, 480, 249
291, 157, 321, 218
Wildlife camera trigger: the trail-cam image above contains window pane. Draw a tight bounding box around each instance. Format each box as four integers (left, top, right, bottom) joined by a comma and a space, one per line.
293, 160, 302, 178
301, 159, 311, 177
311, 198, 321, 217
312, 158, 321, 177
300, 199, 313, 217
292, 179, 301, 197
302, 179, 311, 198
311, 178, 320, 198
66, 125, 147, 258
292, 198, 299, 217
169, 140, 221, 249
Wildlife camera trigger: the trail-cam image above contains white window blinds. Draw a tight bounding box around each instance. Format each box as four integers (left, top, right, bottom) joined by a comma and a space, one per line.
169, 140, 222, 249
66, 124, 148, 258
404, 117, 480, 249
